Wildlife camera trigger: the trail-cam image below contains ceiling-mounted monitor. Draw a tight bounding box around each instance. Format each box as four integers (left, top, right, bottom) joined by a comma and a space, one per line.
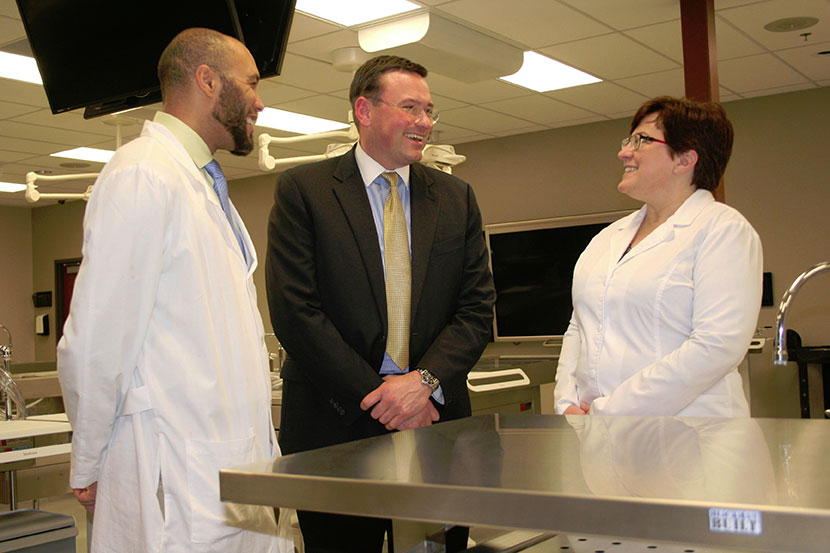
15, 0, 295, 118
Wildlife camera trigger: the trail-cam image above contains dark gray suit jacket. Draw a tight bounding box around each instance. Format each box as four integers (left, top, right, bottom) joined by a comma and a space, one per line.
266, 147, 495, 454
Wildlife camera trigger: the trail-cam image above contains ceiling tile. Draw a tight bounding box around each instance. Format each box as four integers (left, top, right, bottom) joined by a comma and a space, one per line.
439, 105, 544, 134
0, 79, 49, 108
559, 0, 679, 31
739, 82, 818, 98
0, 148, 28, 162
775, 42, 830, 81
545, 81, 648, 115
270, 53, 353, 94
539, 33, 678, 81
286, 12, 343, 43
276, 93, 352, 124
427, 73, 532, 105
436, 0, 612, 49
0, 0, 21, 18
718, 0, 830, 51
258, 81, 319, 107
719, 53, 811, 92
714, 15, 770, 60
614, 68, 686, 99
287, 29, 360, 64
0, 100, 38, 119
0, 15, 25, 45
429, 124, 491, 145
482, 94, 595, 126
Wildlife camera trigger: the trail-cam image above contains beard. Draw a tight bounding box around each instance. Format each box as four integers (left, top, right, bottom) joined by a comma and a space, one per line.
212, 75, 253, 156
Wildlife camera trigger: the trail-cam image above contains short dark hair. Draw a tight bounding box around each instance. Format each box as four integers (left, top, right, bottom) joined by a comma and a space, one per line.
157, 28, 233, 101
629, 96, 734, 191
349, 55, 428, 117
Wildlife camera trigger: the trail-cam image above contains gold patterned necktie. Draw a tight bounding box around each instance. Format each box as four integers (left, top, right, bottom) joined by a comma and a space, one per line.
381, 171, 411, 370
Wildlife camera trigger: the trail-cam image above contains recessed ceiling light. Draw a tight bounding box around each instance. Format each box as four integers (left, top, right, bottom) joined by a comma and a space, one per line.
257, 108, 349, 134
51, 147, 115, 164
763, 16, 819, 33
295, 0, 420, 26
0, 181, 26, 193
500, 51, 601, 93
0, 51, 42, 84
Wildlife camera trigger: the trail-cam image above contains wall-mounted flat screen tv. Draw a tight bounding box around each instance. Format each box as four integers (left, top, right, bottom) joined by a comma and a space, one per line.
15, 0, 295, 118
486, 210, 635, 343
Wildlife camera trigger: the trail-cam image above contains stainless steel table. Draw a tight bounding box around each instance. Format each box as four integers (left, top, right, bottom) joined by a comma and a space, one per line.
220, 414, 830, 552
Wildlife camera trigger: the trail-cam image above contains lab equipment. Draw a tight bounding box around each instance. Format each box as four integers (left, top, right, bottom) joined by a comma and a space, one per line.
0, 325, 27, 421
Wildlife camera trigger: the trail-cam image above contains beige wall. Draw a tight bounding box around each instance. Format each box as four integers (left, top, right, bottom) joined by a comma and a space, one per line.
19, 86, 830, 361
29, 201, 86, 360
0, 206, 34, 361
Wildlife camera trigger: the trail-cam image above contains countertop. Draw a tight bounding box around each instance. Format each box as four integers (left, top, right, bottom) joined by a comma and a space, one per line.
221, 413, 830, 553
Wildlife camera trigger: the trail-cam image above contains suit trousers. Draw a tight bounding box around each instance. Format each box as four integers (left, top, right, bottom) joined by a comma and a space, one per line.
297, 510, 469, 553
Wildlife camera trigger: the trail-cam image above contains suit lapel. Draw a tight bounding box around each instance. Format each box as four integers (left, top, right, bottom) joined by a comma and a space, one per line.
332, 150, 387, 323
409, 163, 438, 321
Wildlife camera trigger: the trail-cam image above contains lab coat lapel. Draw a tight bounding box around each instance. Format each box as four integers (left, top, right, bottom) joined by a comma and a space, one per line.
409, 164, 438, 321
332, 151, 387, 324
608, 209, 642, 273
143, 121, 250, 268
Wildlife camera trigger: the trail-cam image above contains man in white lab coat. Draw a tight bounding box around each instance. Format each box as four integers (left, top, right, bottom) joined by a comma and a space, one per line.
57, 28, 287, 553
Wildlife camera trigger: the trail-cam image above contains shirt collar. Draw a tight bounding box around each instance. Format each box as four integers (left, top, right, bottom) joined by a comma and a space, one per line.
355, 142, 410, 190
153, 111, 213, 170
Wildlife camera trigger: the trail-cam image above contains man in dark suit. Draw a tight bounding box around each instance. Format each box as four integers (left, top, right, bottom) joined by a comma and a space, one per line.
265, 55, 495, 553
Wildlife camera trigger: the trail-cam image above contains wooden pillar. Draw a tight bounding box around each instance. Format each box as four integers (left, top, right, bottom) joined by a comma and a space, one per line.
680, 0, 725, 202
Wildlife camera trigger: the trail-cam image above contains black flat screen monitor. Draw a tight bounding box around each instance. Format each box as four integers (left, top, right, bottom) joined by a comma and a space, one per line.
486, 210, 634, 343
15, 0, 295, 118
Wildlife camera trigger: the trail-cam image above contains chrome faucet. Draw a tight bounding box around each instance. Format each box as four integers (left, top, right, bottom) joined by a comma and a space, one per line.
773, 261, 830, 365
0, 324, 27, 420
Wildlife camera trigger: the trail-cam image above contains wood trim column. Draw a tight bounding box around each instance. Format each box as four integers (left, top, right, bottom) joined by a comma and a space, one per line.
680, 0, 725, 202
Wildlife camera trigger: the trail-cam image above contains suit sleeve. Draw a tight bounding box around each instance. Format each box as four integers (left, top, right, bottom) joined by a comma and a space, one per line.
414, 183, 495, 400
266, 170, 383, 423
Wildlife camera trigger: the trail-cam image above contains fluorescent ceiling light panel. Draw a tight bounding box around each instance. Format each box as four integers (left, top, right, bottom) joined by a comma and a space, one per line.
51, 147, 115, 164
295, 0, 419, 26
500, 51, 601, 92
0, 52, 42, 85
257, 107, 348, 134
0, 181, 26, 193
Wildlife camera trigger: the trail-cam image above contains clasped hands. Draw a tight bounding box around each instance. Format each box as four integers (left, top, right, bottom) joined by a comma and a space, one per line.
360, 371, 439, 431
563, 402, 591, 415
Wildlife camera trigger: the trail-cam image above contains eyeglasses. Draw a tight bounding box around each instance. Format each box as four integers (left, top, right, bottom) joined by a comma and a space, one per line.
369, 97, 440, 124
621, 133, 668, 151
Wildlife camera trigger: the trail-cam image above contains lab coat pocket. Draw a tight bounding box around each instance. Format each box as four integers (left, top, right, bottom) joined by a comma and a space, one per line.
186, 432, 258, 543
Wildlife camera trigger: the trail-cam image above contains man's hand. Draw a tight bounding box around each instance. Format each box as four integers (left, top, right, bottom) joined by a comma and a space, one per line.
73, 482, 98, 514
395, 401, 440, 431
360, 371, 431, 430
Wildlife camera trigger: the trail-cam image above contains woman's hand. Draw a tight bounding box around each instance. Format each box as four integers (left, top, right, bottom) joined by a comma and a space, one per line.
563, 404, 587, 415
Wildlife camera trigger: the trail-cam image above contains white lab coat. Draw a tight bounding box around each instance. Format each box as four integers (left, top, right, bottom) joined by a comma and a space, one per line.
58, 121, 286, 553
554, 189, 762, 417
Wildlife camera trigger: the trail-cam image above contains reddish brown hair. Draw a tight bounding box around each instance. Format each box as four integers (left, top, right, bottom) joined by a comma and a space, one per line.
630, 96, 733, 191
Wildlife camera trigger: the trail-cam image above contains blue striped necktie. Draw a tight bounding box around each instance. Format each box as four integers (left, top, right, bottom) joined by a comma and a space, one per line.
205, 159, 247, 261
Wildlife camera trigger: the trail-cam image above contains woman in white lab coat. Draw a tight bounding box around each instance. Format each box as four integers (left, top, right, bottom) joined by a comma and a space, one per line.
554, 96, 762, 417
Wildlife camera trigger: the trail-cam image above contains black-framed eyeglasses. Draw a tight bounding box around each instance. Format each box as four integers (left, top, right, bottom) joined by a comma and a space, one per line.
621, 133, 668, 151
369, 97, 439, 124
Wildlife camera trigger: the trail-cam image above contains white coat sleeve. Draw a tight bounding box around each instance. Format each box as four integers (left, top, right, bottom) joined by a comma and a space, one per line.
57, 163, 168, 488
591, 218, 763, 416
553, 314, 582, 413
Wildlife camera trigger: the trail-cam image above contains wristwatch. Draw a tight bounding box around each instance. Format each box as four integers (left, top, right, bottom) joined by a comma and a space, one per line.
417, 368, 440, 392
